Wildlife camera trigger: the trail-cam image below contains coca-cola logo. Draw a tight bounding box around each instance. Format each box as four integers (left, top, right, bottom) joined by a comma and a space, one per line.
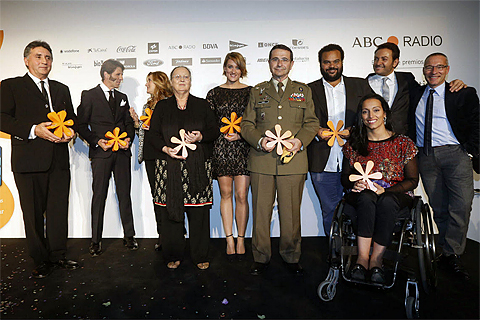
117, 45, 136, 53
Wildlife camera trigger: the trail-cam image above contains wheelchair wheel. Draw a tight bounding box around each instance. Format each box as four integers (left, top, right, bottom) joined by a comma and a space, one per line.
318, 279, 337, 302
328, 201, 344, 264
405, 296, 420, 319
415, 203, 437, 294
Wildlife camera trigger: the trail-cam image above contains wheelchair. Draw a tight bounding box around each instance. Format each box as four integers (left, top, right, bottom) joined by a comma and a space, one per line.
317, 196, 437, 319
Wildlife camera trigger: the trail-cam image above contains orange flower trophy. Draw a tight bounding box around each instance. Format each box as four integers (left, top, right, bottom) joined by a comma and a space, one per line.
105, 127, 128, 152
349, 160, 383, 192
46, 110, 74, 138
321, 120, 350, 147
220, 112, 242, 134
265, 124, 293, 155
171, 129, 197, 158
139, 108, 152, 128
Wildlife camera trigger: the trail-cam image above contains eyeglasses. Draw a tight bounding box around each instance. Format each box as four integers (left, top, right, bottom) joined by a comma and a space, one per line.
270, 57, 290, 63
173, 75, 190, 81
423, 65, 448, 71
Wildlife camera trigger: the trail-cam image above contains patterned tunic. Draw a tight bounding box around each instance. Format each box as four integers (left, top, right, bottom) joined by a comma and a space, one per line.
343, 135, 418, 191
206, 86, 251, 178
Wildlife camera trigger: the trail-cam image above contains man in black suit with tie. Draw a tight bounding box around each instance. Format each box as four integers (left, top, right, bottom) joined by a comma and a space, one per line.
77, 59, 137, 256
409, 52, 479, 281
307, 44, 372, 235
0, 40, 79, 278
367, 42, 465, 135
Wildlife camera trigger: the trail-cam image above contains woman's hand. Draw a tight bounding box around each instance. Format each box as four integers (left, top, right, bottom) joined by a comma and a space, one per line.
224, 132, 240, 142
129, 107, 140, 128
162, 146, 186, 160
352, 179, 368, 192
142, 124, 150, 131
372, 182, 385, 195
185, 130, 202, 143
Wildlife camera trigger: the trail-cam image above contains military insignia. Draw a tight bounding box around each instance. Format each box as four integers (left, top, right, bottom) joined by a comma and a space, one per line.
299, 87, 303, 92
288, 93, 305, 102
260, 87, 266, 95
261, 112, 265, 121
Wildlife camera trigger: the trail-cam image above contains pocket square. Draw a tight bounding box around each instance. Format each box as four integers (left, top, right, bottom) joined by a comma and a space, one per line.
120, 100, 127, 107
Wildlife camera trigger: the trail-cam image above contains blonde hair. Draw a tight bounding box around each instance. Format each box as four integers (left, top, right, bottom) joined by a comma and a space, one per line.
223, 52, 247, 78
147, 71, 173, 109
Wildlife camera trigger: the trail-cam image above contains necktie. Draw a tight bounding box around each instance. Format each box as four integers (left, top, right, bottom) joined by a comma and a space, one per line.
277, 82, 284, 98
108, 90, 116, 117
423, 89, 435, 156
381, 77, 390, 104
40, 80, 50, 108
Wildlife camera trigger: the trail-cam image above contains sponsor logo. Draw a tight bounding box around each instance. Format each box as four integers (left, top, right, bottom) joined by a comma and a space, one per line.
61, 62, 83, 69
143, 59, 164, 67
94, 60, 105, 67
257, 58, 269, 62
258, 42, 278, 48
172, 58, 192, 66
352, 35, 443, 47
148, 42, 159, 54
294, 57, 309, 63
290, 39, 309, 50
116, 58, 137, 69
229, 40, 247, 51
117, 45, 136, 53
203, 43, 218, 49
168, 44, 196, 50
87, 48, 107, 53
60, 49, 80, 54
200, 57, 221, 64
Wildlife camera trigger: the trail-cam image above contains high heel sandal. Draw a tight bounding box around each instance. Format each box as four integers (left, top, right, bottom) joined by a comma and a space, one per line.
236, 235, 246, 261
226, 234, 235, 262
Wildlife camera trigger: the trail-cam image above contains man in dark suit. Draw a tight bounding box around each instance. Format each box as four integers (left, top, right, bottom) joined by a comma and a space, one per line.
367, 42, 465, 135
241, 45, 319, 275
307, 44, 372, 235
409, 52, 479, 281
77, 59, 137, 256
0, 40, 79, 278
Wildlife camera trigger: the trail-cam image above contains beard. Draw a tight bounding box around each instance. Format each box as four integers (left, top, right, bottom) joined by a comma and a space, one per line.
321, 65, 343, 82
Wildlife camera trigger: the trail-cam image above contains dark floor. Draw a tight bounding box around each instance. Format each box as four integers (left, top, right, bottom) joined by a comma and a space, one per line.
0, 237, 478, 319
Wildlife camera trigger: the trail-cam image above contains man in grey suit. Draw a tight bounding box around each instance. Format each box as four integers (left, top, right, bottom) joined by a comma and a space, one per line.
241, 44, 319, 275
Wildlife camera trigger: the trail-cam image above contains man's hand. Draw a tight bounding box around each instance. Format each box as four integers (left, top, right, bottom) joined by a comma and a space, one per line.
56, 128, 76, 143
285, 137, 302, 152
261, 136, 275, 152
35, 122, 62, 142
119, 137, 130, 150
449, 79, 467, 92
318, 127, 331, 141
97, 138, 113, 151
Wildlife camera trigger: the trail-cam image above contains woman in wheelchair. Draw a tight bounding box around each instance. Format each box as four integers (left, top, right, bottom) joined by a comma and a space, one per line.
341, 93, 419, 284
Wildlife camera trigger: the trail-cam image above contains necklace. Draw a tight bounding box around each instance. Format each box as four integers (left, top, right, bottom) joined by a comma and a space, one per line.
176, 98, 187, 110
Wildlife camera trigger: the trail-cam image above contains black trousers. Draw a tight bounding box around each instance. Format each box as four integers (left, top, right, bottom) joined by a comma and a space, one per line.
159, 205, 210, 264
145, 159, 161, 236
345, 190, 412, 246
13, 152, 70, 266
91, 153, 135, 243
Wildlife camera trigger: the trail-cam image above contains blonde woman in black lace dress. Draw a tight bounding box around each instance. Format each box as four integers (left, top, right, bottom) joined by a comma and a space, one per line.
206, 52, 251, 261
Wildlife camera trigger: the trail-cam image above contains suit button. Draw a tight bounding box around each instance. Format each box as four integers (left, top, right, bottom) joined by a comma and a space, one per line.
278, 116, 283, 120
278, 105, 282, 109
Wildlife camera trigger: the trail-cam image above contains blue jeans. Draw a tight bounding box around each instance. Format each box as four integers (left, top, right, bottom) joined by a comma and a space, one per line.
418, 145, 474, 255
310, 171, 344, 236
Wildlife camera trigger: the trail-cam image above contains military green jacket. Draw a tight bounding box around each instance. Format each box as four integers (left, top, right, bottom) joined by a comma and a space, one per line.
240, 78, 319, 175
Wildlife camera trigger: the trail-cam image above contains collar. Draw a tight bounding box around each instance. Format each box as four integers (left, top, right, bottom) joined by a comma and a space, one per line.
426, 81, 446, 96
271, 77, 289, 89
371, 71, 395, 82
28, 71, 49, 86
100, 82, 114, 93
322, 76, 344, 89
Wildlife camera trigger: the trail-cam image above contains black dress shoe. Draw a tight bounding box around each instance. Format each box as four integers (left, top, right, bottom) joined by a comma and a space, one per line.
31, 262, 56, 279
350, 263, 367, 281
154, 235, 162, 251
123, 236, 139, 250
285, 262, 304, 275
56, 259, 80, 270
445, 254, 470, 281
89, 242, 102, 257
369, 266, 386, 284
250, 262, 269, 275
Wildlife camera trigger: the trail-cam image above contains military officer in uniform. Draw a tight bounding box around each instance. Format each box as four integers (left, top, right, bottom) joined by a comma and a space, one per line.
241, 44, 319, 275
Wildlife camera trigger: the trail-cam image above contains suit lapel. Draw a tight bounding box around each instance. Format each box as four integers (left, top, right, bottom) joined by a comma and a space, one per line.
444, 82, 455, 120
22, 74, 49, 107
263, 80, 280, 103
281, 78, 294, 105
391, 72, 407, 109
49, 81, 61, 111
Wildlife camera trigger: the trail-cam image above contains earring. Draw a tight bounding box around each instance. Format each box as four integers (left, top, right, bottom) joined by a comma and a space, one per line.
384, 117, 387, 125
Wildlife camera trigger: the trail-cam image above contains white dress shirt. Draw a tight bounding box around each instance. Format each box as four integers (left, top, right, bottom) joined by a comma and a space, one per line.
368, 72, 397, 108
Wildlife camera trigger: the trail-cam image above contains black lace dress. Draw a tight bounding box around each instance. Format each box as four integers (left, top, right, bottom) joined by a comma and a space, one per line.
206, 86, 251, 178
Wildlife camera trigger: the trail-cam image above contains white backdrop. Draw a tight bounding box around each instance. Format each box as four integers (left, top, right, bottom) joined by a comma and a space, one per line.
0, 0, 479, 241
